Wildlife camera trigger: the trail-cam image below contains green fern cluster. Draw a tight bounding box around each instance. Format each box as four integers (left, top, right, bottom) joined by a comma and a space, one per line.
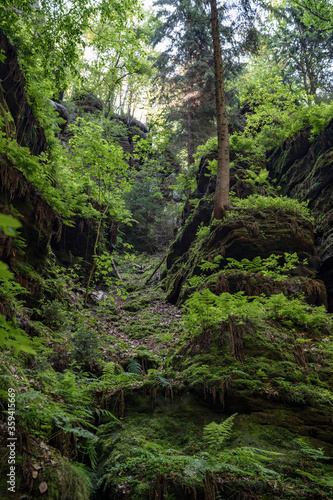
203, 413, 237, 450
224, 252, 305, 281
233, 194, 313, 220
184, 288, 331, 336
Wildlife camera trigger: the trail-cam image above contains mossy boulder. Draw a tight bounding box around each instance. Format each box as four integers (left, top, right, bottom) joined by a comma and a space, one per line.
167, 209, 322, 305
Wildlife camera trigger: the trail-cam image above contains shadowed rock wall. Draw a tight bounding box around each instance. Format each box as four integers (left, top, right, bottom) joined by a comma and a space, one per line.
268, 120, 333, 310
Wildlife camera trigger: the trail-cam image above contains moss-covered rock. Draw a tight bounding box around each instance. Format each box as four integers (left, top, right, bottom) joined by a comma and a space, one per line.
166, 209, 321, 305
268, 119, 333, 311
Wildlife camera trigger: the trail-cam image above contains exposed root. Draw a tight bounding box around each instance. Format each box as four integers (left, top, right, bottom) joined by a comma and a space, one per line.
219, 317, 245, 363
294, 344, 308, 372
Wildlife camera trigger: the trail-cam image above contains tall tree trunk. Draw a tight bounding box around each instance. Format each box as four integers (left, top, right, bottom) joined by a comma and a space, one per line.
121, 84, 129, 114
187, 110, 195, 167
297, 22, 316, 95
211, 0, 231, 219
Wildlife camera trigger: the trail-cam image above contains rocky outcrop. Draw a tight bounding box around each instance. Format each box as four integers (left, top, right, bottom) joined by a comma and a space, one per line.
0, 31, 61, 277
111, 113, 149, 135
268, 120, 333, 310
167, 154, 270, 272
167, 208, 325, 305
51, 215, 117, 265
73, 93, 103, 113
0, 30, 47, 155
0, 160, 61, 286
50, 100, 69, 133
0, 38, 114, 275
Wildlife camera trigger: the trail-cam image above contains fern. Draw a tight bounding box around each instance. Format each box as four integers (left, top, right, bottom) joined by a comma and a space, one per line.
127, 358, 142, 374
95, 408, 120, 422
203, 413, 237, 449
234, 194, 313, 220
87, 439, 98, 469
101, 362, 116, 381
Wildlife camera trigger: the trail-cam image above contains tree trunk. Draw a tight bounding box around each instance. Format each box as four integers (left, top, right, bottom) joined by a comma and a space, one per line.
121, 84, 129, 114
297, 22, 316, 95
187, 110, 195, 167
211, 0, 231, 219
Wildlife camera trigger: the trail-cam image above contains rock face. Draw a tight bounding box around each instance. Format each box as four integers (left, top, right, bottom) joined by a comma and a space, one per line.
168, 120, 333, 310
109, 114, 148, 169
0, 31, 60, 277
170, 156, 260, 267
51, 215, 118, 264
111, 114, 149, 135
73, 93, 103, 114
50, 100, 69, 133
0, 30, 47, 155
0, 38, 116, 274
166, 208, 326, 306
0, 162, 61, 272
268, 119, 333, 310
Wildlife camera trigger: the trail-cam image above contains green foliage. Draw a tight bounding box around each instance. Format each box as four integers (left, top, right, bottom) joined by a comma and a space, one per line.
123, 149, 180, 249
7, 368, 98, 462
0, 213, 22, 284
221, 446, 283, 479
193, 136, 218, 166
72, 325, 99, 365
184, 288, 331, 337
39, 300, 70, 331
0, 214, 35, 355
0, 315, 35, 355
0, 213, 21, 237
102, 362, 116, 380
124, 174, 164, 249
79, 13, 150, 115
0, 0, 140, 91
243, 167, 270, 187
146, 368, 170, 387
198, 255, 223, 272
196, 223, 210, 242
67, 118, 131, 222
232, 194, 313, 220
224, 253, 305, 281
152, 0, 217, 163
227, 52, 333, 161
127, 358, 143, 374
203, 413, 237, 449
294, 438, 329, 461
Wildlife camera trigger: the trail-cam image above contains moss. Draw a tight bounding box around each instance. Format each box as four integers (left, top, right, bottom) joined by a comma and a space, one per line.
122, 296, 152, 312
0, 451, 92, 500
167, 210, 316, 304
95, 386, 333, 499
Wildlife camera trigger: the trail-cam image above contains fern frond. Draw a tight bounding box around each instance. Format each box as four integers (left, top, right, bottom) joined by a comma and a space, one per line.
101, 362, 116, 381
88, 440, 98, 470
203, 413, 237, 450
95, 408, 120, 423
127, 358, 142, 374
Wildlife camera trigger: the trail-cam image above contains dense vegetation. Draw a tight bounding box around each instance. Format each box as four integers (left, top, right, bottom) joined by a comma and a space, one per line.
0, 0, 333, 498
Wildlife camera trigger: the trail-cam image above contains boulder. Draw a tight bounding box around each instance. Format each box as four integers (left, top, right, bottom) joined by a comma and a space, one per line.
50, 100, 69, 133
166, 210, 324, 305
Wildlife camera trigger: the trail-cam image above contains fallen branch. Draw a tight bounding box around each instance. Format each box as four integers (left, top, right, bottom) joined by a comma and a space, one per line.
112, 258, 123, 282
133, 263, 153, 273
145, 253, 167, 285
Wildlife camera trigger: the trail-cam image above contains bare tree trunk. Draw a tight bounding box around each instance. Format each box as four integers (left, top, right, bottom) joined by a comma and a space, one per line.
187, 110, 195, 166
121, 84, 129, 114
211, 0, 231, 219
84, 207, 108, 308
297, 22, 316, 95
